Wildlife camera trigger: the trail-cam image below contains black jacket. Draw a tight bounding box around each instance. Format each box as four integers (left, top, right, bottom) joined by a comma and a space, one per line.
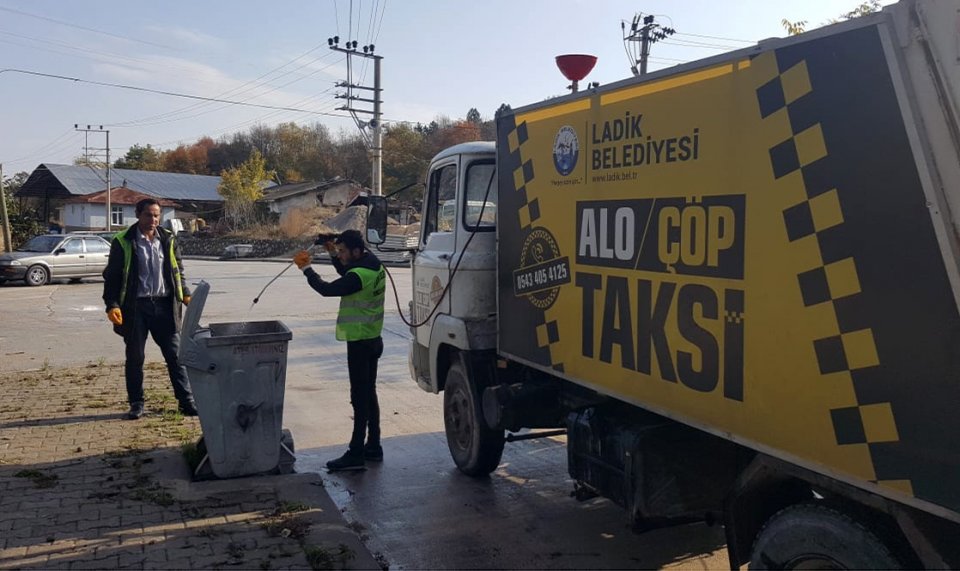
102, 224, 190, 336
303, 251, 383, 297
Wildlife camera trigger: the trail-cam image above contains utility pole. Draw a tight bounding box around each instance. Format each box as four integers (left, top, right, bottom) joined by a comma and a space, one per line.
74, 125, 111, 230
623, 14, 676, 76
0, 163, 12, 252
328, 36, 384, 195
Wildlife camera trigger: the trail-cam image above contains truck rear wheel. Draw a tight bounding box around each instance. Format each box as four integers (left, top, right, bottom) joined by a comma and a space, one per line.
443, 359, 504, 477
749, 503, 903, 569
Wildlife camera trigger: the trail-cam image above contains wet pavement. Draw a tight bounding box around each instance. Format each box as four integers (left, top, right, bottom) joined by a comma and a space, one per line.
1, 259, 730, 569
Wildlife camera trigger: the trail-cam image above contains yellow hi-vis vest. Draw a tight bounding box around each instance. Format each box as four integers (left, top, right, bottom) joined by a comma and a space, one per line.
336, 265, 386, 341
115, 226, 184, 306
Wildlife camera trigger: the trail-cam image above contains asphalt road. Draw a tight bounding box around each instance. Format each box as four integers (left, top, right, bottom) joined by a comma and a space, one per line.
0, 259, 729, 570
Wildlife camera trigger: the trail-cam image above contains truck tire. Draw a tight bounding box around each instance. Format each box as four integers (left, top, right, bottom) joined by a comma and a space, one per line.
443, 359, 504, 477
749, 503, 903, 570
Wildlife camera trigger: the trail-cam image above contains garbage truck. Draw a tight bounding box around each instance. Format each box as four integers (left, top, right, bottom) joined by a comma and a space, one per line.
367, 0, 960, 567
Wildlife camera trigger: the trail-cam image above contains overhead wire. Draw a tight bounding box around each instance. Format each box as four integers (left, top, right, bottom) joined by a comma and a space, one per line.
1, 69, 352, 117
109, 44, 338, 128
0, 6, 179, 51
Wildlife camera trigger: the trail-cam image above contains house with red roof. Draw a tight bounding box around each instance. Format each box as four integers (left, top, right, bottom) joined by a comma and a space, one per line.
63, 187, 179, 232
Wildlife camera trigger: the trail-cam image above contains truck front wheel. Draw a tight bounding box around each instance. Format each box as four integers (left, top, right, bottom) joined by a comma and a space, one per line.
443, 359, 504, 477
750, 503, 903, 569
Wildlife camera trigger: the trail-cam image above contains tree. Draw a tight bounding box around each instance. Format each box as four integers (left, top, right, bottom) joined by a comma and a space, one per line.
2, 171, 43, 248
782, 1, 880, 36
217, 149, 275, 229
466, 108, 482, 124
114, 144, 162, 171
382, 123, 427, 200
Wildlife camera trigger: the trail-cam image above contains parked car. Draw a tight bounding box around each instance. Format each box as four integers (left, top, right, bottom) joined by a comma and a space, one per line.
0, 234, 111, 286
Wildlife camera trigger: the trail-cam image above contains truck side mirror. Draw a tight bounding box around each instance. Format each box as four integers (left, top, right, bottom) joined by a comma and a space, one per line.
367, 196, 388, 245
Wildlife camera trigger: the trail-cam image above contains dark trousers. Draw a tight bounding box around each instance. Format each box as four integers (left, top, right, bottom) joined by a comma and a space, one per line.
347, 336, 383, 452
124, 297, 193, 405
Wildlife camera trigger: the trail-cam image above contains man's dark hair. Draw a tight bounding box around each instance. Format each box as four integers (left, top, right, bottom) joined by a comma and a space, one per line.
335, 229, 365, 252
135, 198, 161, 216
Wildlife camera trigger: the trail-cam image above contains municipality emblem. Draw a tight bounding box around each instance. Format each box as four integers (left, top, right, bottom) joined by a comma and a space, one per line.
553, 125, 579, 176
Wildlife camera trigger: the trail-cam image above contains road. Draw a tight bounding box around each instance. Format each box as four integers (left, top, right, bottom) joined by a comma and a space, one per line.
0, 259, 728, 569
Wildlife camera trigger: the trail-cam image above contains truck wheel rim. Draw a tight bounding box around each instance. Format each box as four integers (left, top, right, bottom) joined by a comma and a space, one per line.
446, 386, 472, 450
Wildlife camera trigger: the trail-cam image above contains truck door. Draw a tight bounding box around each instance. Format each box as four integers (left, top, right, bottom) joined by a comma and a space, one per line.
414, 158, 458, 347
448, 158, 497, 321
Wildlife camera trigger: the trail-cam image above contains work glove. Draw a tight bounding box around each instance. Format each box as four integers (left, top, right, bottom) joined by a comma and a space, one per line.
183, 295, 191, 306
107, 308, 123, 326
293, 250, 312, 270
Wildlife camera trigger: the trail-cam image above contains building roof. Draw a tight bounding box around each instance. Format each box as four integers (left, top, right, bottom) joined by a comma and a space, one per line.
259, 178, 364, 203
66, 187, 179, 208
17, 164, 224, 202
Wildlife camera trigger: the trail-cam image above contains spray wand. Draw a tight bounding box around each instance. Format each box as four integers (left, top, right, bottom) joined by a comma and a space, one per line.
251, 233, 338, 307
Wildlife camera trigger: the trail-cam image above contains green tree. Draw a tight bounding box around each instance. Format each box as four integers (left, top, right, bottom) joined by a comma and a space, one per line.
382, 123, 427, 200
114, 144, 162, 171
783, 1, 880, 36
217, 149, 275, 228
2, 171, 43, 248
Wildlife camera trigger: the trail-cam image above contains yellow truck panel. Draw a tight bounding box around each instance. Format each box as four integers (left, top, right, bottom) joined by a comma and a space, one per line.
496, 20, 960, 518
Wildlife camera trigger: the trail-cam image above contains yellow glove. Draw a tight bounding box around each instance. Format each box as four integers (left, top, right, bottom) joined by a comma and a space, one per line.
107, 308, 123, 326
293, 250, 312, 269
183, 295, 191, 306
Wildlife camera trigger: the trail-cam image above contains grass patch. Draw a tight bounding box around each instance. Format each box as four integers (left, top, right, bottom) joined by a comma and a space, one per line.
14, 469, 59, 489
130, 482, 175, 506
262, 514, 311, 541
304, 544, 355, 570
276, 501, 310, 515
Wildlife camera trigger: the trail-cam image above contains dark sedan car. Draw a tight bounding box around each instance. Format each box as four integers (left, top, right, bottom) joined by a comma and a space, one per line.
0, 234, 111, 286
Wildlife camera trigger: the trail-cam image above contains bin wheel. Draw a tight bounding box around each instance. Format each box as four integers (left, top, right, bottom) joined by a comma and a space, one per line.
277, 428, 296, 474
192, 436, 215, 481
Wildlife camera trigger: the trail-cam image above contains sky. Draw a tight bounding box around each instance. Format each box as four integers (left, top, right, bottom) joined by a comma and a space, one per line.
0, 0, 893, 176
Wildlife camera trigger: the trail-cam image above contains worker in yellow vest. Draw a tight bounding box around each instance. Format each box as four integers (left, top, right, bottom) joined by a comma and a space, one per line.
102, 198, 197, 420
294, 229, 386, 471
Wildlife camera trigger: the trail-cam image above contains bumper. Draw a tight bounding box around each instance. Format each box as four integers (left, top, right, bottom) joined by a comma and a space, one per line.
0, 266, 25, 280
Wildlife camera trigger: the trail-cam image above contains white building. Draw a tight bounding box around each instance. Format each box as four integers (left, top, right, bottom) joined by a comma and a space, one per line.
64, 187, 177, 231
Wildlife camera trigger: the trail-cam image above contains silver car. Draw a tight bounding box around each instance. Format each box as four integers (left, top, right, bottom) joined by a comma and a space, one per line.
0, 234, 112, 286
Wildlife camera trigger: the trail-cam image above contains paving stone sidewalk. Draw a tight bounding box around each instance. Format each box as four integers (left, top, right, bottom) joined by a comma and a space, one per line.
0, 362, 381, 570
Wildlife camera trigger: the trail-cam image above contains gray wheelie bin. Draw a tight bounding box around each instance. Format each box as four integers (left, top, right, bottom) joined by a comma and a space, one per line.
178, 280, 295, 479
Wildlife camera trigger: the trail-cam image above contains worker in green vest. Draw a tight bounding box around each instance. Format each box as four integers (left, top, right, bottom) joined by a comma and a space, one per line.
294, 229, 386, 471
102, 198, 197, 420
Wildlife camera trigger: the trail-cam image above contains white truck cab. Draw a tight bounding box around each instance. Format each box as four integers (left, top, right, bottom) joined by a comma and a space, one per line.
407, 141, 498, 393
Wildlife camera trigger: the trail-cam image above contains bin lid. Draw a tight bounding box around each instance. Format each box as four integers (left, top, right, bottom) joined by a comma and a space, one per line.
181, 279, 211, 341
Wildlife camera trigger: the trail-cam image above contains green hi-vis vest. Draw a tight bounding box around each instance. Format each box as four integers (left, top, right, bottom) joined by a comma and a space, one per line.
115, 227, 184, 306
336, 265, 386, 341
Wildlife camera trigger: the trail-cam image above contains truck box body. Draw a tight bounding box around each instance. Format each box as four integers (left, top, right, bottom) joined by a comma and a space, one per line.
495, 1, 960, 521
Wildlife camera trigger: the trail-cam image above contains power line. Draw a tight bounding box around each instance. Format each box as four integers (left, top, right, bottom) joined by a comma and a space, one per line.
109, 44, 337, 127
676, 31, 755, 44
0, 6, 178, 51
0, 68, 352, 118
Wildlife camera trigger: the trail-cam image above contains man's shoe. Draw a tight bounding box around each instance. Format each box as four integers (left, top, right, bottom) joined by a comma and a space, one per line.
178, 399, 199, 417
126, 402, 144, 420
325, 450, 366, 472
363, 444, 383, 462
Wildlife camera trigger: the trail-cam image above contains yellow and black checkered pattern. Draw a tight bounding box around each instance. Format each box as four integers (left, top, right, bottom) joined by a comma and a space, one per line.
754, 52, 906, 492
500, 113, 563, 371
506, 120, 541, 230
535, 318, 564, 373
